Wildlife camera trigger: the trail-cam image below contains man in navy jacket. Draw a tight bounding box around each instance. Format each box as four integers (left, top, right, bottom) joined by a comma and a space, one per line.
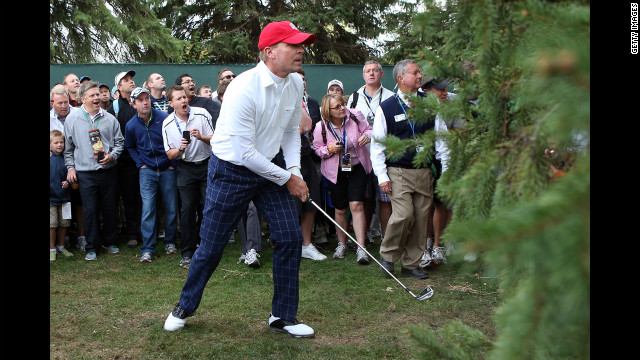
125, 87, 179, 263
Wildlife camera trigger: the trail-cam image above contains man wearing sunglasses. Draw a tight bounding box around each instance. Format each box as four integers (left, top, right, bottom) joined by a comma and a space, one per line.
212, 69, 236, 105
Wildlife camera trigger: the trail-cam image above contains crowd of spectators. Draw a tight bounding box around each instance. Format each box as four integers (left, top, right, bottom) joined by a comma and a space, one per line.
50, 60, 453, 274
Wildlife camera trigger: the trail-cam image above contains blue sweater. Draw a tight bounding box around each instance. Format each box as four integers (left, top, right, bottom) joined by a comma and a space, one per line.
125, 108, 176, 171
50, 151, 70, 206
379, 92, 434, 169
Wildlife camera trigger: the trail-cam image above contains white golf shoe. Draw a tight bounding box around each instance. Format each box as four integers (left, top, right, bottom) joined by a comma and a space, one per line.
268, 314, 315, 338
163, 312, 186, 332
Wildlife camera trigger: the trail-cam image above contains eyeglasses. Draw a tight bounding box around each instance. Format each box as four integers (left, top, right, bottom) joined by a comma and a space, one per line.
330, 104, 345, 110
221, 74, 236, 80
181, 79, 195, 85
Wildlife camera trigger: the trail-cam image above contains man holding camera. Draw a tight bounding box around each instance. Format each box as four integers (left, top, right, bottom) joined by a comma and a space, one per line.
162, 84, 214, 268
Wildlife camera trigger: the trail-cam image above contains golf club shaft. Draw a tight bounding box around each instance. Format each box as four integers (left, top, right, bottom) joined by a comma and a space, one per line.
307, 196, 418, 298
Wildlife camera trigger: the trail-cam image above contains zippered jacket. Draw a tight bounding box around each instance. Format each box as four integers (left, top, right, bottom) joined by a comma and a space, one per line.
125, 108, 176, 171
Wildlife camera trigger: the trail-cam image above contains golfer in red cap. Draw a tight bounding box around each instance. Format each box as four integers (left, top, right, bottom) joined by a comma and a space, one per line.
164, 21, 317, 338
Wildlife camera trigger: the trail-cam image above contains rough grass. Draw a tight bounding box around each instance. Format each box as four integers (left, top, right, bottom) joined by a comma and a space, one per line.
50, 232, 501, 359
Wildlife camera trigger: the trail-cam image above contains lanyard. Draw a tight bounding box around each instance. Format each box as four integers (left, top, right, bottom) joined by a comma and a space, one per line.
302, 97, 310, 115
362, 88, 382, 115
173, 110, 189, 133
327, 118, 347, 149
396, 95, 416, 137
81, 107, 100, 129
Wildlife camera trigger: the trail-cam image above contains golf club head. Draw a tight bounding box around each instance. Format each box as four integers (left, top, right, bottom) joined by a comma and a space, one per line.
416, 286, 434, 301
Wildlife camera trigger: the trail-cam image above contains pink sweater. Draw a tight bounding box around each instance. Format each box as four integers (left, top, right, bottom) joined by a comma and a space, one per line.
312, 108, 373, 184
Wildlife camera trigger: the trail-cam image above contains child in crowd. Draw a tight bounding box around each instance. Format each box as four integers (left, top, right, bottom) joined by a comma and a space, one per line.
50, 130, 74, 261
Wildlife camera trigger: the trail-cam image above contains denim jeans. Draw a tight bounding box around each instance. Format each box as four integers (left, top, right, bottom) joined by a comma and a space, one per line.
139, 167, 178, 254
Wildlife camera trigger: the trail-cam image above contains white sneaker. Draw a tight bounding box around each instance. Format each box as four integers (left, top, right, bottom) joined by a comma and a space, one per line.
419, 249, 433, 268
333, 242, 347, 259
244, 249, 260, 268
301, 244, 327, 261
163, 312, 186, 331
356, 247, 369, 264
432, 246, 447, 264
269, 314, 314, 338
140, 252, 153, 263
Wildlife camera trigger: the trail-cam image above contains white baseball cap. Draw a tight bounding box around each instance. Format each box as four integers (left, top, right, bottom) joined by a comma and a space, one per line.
327, 79, 343, 92
114, 70, 136, 86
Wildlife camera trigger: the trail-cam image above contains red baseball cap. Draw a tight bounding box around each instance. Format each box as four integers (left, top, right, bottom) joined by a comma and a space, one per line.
258, 21, 316, 50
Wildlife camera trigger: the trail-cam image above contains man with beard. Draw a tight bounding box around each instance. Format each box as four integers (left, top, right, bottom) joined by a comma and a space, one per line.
170, 74, 221, 129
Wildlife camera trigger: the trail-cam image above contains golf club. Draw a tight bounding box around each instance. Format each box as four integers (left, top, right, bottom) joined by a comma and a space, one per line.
307, 196, 433, 301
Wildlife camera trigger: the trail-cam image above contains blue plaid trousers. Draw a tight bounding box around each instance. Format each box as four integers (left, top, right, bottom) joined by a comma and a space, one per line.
177, 153, 303, 321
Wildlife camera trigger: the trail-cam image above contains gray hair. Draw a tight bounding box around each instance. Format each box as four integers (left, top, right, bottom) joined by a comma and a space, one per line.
50, 85, 69, 102
392, 59, 417, 84
363, 60, 382, 73
78, 80, 100, 99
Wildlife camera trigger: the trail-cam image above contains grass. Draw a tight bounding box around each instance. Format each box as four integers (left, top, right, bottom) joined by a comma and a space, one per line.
50, 230, 502, 359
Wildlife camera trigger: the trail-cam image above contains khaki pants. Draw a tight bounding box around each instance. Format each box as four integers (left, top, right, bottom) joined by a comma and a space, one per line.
380, 167, 433, 269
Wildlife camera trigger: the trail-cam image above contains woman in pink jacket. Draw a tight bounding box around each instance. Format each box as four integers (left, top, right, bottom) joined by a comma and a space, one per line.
312, 94, 373, 264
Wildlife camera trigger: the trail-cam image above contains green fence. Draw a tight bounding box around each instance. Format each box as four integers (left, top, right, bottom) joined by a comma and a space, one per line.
50, 63, 396, 102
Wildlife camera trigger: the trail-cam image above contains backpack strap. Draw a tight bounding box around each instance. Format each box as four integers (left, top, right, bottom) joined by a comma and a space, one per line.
113, 98, 120, 117
349, 112, 359, 124
321, 119, 327, 144
349, 91, 359, 108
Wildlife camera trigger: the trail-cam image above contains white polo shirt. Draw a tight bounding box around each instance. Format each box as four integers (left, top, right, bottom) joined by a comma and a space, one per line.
162, 106, 214, 163
210, 61, 303, 186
